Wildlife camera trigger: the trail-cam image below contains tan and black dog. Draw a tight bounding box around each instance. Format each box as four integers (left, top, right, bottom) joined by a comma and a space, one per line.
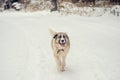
49, 29, 70, 72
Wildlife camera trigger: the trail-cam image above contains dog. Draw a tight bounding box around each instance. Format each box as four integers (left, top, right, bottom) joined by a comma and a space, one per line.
49, 29, 70, 72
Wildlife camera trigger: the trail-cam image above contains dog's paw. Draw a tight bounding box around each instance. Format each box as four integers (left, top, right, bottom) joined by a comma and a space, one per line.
60, 66, 65, 72
57, 66, 65, 72
61, 69, 65, 72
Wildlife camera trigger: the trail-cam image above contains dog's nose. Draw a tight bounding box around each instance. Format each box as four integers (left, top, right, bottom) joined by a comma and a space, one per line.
62, 40, 64, 42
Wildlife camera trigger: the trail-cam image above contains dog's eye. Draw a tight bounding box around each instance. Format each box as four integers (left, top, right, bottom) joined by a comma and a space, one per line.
63, 35, 65, 38
59, 36, 61, 38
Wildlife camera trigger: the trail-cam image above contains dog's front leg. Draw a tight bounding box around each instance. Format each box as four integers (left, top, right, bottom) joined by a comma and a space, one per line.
63, 55, 66, 67
61, 55, 66, 71
54, 55, 61, 71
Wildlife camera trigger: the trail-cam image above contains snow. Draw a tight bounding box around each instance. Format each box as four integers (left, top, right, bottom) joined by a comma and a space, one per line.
60, 3, 120, 16
0, 11, 120, 80
12, 2, 23, 10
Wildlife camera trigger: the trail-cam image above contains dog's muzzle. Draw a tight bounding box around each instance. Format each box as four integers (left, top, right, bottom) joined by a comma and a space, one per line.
59, 38, 66, 47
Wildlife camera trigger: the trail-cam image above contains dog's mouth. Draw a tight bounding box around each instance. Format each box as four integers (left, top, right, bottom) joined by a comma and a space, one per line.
59, 40, 66, 47
60, 42, 66, 47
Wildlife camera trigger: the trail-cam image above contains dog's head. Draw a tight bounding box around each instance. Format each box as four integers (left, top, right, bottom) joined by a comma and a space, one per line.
49, 29, 69, 47
53, 32, 69, 47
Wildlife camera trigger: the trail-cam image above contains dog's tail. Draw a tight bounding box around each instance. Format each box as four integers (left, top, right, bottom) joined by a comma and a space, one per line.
49, 28, 57, 37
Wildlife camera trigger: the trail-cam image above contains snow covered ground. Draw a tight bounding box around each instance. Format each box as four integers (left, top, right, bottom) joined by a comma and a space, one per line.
0, 11, 120, 80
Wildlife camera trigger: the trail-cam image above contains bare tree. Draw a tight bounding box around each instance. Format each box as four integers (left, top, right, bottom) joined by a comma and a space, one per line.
51, 0, 57, 11
23, 0, 30, 11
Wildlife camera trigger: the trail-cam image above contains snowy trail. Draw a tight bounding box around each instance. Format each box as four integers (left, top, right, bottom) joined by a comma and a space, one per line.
0, 12, 120, 80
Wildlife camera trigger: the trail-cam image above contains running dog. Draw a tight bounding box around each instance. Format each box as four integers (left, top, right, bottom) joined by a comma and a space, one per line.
49, 29, 70, 72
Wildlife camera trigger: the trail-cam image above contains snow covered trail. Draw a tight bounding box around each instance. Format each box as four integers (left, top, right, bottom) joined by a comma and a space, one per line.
0, 12, 120, 80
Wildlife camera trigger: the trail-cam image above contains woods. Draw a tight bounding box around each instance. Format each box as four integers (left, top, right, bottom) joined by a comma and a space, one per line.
0, 0, 120, 12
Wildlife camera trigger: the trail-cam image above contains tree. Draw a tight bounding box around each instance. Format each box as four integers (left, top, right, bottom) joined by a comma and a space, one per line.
51, 0, 57, 11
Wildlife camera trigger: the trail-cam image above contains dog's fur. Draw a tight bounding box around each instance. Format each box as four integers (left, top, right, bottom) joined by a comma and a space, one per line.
49, 29, 70, 72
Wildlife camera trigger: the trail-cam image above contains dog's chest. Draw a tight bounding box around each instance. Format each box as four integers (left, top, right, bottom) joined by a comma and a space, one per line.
57, 49, 64, 54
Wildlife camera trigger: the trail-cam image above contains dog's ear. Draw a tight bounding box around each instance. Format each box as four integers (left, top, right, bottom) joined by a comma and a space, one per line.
49, 28, 57, 37
53, 34, 58, 39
